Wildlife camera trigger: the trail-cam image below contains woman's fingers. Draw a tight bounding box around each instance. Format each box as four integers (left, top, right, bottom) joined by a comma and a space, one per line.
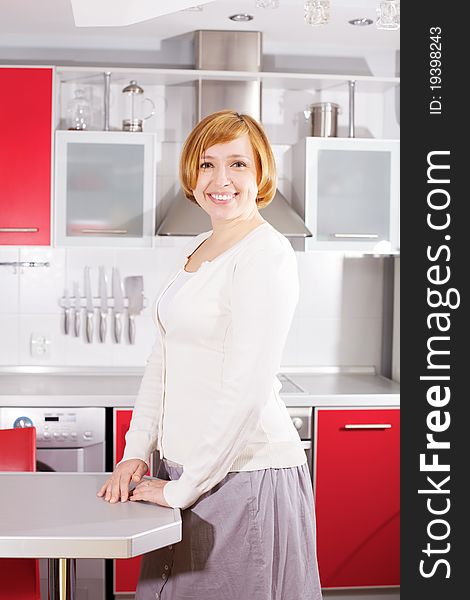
110, 472, 127, 503
120, 474, 132, 502
97, 460, 148, 503
132, 462, 148, 482
97, 477, 112, 497
130, 479, 170, 507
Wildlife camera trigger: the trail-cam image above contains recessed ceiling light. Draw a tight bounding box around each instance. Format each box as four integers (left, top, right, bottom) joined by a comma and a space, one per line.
348, 17, 374, 26
229, 13, 254, 22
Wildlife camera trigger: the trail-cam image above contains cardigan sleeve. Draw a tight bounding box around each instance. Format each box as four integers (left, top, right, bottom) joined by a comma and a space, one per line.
163, 241, 300, 509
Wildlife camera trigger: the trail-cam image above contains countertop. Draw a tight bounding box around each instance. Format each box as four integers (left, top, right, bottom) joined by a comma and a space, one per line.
0, 472, 181, 559
0, 367, 399, 408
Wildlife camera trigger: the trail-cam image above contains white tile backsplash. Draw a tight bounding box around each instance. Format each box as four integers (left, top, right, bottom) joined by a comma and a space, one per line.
0, 247, 19, 313
0, 314, 19, 364
296, 252, 343, 319
18, 314, 68, 365
293, 316, 383, 367
341, 256, 384, 319
18, 247, 66, 314
1, 242, 385, 370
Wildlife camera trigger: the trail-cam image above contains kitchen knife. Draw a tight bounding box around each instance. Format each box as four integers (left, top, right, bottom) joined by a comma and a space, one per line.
84, 266, 94, 343
73, 281, 81, 337
98, 266, 108, 343
112, 267, 124, 343
124, 276, 144, 344
63, 288, 71, 335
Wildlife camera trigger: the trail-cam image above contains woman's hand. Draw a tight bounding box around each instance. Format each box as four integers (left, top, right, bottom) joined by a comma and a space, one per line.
97, 459, 148, 503
130, 479, 171, 507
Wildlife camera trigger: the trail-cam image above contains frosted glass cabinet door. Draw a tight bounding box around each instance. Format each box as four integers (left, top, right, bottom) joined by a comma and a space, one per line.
55, 132, 155, 247
317, 149, 390, 241
296, 138, 399, 253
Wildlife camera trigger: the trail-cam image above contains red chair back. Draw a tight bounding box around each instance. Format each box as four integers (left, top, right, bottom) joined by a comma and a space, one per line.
0, 427, 41, 600
0, 427, 36, 471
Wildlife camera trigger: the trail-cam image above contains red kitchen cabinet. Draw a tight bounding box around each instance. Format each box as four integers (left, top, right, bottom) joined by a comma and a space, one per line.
0, 67, 53, 245
314, 408, 400, 589
113, 408, 150, 596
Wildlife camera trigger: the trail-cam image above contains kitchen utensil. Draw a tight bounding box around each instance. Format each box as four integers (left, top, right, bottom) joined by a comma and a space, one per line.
304, 102, 341, 137
98, 266, 108, 343
73, 281, 81, 337
63, 289, 71, 335
112, 268, 124, 343
66, 88, 91, 130
84, 267, 94, 343
124, 276, 144, 344
121, 80, 155, 132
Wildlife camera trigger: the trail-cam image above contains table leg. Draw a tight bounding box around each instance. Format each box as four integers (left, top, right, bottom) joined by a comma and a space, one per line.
48, 558, 77, 600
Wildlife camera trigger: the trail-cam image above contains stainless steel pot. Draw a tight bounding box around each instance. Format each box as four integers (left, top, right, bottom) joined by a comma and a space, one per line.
304, 102, 341, 137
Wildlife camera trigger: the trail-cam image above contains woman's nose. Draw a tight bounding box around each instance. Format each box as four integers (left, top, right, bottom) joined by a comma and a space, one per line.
213, 165, 231, 186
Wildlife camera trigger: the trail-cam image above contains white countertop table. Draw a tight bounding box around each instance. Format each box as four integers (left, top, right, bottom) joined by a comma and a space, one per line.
0, 472, 181, 599
0, 369, 400, 408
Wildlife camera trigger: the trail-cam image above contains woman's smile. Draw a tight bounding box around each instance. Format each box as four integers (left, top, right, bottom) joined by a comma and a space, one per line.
207, 192, 238, 205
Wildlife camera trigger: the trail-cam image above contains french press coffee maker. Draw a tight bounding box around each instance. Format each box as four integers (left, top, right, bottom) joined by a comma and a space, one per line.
121, 80, 155, 132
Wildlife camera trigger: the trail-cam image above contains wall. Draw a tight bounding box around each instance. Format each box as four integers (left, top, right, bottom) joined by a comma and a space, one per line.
0, 240, 384, 369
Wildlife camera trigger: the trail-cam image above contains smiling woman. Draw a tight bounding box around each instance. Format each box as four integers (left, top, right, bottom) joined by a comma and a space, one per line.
98, 110, 323, 600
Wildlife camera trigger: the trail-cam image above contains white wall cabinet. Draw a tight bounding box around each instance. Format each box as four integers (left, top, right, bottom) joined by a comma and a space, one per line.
292, 137, 399, 254
54, 131, 156, 247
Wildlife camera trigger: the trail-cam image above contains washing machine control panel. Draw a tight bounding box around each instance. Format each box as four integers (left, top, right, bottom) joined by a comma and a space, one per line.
0, 407, 105, 447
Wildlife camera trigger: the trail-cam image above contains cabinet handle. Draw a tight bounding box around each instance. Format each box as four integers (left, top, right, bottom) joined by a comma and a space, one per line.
0, 227, 39, 232
332, 233, 379, 239
80, 229, 128, 234
344, 424, 392, 429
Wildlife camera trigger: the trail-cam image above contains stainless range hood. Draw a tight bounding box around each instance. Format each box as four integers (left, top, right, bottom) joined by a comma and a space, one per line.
156, 30, 312, 239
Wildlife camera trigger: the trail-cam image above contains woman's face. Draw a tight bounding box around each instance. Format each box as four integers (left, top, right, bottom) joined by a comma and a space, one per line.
192, 134, 259, 223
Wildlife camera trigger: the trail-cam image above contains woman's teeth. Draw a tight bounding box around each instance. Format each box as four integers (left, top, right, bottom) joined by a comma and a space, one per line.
209, 194, 235, 204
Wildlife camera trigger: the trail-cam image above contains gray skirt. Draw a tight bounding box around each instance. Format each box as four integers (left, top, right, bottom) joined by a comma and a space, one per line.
135, 459, 323, 600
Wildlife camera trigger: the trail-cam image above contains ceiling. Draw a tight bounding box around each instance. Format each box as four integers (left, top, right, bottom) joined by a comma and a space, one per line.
0, 0, 399, 55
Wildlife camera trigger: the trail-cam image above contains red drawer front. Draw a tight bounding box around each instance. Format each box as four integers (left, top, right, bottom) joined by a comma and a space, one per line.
115, 409, 133, 466
315, 409, 400, 588
0, 68, 52, 246
114, 409, 144, 594
114, 557, 143, 595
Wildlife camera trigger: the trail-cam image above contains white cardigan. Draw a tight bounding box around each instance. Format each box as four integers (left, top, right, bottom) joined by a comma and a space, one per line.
121, 222, 306, 509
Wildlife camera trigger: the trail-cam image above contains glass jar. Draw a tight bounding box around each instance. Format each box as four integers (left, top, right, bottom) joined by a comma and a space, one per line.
66, 88, 91, 131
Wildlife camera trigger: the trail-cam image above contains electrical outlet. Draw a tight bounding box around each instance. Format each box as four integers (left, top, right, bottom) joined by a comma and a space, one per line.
30, 334, 51, 358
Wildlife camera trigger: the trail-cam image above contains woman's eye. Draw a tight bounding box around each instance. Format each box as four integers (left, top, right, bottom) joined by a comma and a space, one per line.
231, 161, 246, 168
200, 162, 212, 169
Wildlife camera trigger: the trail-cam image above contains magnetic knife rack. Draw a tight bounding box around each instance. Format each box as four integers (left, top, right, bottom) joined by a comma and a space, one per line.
58, 296, 148, 310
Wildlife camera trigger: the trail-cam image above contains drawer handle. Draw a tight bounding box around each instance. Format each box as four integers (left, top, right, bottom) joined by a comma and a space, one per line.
0, 227, 39, 232
344, 424, 392, 429
333, 233, 379, 239
80, 229, 128, 234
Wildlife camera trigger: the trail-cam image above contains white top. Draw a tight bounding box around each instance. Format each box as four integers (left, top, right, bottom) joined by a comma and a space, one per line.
121, 222, 306, 509
157, 269, 195, 333
0, 473, 181, 559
